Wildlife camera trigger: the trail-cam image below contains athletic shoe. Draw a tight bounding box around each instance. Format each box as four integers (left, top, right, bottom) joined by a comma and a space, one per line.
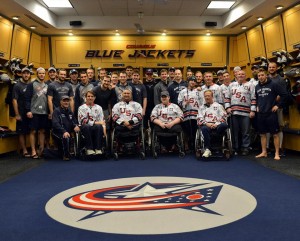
86, 149, 96, 155
241, 149, 249, 156
202, 149, 211, 158
95, 149, 103, 155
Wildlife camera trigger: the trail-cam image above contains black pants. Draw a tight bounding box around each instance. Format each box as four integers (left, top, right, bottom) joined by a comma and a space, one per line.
52, 133, 72, 158
80, 124, 103, 150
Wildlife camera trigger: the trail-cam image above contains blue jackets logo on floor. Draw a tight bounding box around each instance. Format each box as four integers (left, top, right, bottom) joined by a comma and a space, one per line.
46, 176, 257, 234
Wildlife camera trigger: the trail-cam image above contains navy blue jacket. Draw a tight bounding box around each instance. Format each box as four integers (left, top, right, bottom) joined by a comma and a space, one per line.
255, 78, 288, 113
52, 106, 78, 136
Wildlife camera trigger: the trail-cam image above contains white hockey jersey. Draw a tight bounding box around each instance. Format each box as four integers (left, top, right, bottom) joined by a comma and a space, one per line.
78, 104, 104, 126
224, 81, 256, 116
177, 88, 203, 120
151, 103, 184, 123
112, 101, 143, 126
197, 102, 227, 126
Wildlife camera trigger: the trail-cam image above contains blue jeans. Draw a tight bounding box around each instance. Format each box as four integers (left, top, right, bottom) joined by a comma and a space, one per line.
200, 123, 228, 149
231, 115, 251, 150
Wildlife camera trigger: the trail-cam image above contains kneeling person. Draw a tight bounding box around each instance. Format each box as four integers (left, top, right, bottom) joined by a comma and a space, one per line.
197, 90, 228, 157
78, 90, 106, 155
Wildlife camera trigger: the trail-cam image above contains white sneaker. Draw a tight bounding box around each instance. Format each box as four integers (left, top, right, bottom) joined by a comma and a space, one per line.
86, 149, 96, 155
95, 149, 102, 155
202, 149, 211, 158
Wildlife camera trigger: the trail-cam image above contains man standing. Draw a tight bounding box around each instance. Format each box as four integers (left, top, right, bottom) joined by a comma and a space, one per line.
167, 69, 187, 104
249, 65, 259, 86
167, 67, 176, 84
132, 70, 147, 116
195, 71, 204, 87
216, 70, 224, 85
154, 69, 169, 106
87, 68, 96, 83
68, 69, 79, 96
143, 69, 157, 128
25, 67, 48, 158
114, 71, 137, 104
225, 70, 256, 155
12, 67, 31, 157
255, 68, 287, 160
125, 65, 134, 82
201, 71, 223, 105
45, 66, 57, 85
47, 69, 74, 119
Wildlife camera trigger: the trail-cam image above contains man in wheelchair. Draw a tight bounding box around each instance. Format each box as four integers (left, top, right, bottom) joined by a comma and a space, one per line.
151, 91, 184, 153
52, 95, 80, 160
78, 90, 106, 156
111, 89, 143, 156
197, 90, 228, 158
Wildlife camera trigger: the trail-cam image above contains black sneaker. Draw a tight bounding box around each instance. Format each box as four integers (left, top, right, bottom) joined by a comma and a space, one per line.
241, 149, 249, 156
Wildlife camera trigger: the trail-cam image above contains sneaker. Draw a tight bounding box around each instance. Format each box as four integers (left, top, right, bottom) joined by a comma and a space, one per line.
95, 149, 103, 155
86, 149, 96, 155
202, 149, 211, 158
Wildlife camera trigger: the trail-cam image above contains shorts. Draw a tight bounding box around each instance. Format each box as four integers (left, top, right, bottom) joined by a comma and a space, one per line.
257, 112, 279, 134
16, 115, 30, 134
29, 114, 49, 130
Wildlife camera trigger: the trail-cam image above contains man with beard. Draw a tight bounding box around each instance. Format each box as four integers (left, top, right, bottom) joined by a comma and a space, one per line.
74, 71, 95, 113
12, 67, 31, 157
249, 65, 259, 86
45, 66, 57, 85
25, 67, 48, 158
47, 69, 74, 119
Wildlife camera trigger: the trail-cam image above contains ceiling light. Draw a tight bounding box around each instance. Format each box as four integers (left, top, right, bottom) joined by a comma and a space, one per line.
12, 16, 19, 20
257, 17, 264, 21
206, 32, 211, 36
241, 26, 247, 30
43, 0, 73, 8
162, 32, 167, 36
68, 32, 74, 36
115, 32, 120, 36
207, 1, 235, 9
276, 5, 283, 10
30, 26, 36, 29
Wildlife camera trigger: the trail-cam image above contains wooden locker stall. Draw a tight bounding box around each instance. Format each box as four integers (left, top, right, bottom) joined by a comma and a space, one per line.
10, 25, 31, 64
28, 33, 41, 67
246, 25, 266, 63
0, 17, 13, 59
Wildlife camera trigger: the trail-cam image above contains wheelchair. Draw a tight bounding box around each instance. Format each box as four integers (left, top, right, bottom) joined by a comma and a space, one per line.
194, 125, 233, 160
111, 124, 145, 160
151, 126, 185, 159
75, 130, 109, 160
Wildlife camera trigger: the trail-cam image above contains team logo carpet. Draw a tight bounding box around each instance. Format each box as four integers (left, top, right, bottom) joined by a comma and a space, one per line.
46, 176, 257, 234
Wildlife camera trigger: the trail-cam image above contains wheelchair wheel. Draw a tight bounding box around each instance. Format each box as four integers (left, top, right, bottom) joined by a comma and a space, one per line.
179, 151, 185, 158
151, 130, 158, 158
113, 152, 118, 161
195, 129, 203, 160
140, 152, 145, 160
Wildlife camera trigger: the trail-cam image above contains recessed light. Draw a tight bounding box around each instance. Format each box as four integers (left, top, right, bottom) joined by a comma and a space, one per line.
68, 32, 74, 36
30, 26, 36, 29
43, 0, 73, 8
207, 1, 235, 9
206, 32, 211, 36
276, 5, 283, 10
12, 16, 19, 20
115, 32, 120, 36
257, 17, 264, 21
162, 32, 167, 36
241, 26, 247, 30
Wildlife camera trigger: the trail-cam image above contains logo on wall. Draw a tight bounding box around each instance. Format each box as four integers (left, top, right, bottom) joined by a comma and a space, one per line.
45, 176, 257, 234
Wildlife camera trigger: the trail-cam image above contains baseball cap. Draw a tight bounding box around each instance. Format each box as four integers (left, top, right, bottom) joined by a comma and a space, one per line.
160, 91, 170, 97
60, 95, 70, 101
48, 67, 56, 72
146, 69, 153, 74
21, 67, 30, 73
69, 69, 78, 75
168, 67, 175, 72
251, 65, 259, 70
188, 76, 197, 82
233, 66, 241, 72
217, 70, 224, 75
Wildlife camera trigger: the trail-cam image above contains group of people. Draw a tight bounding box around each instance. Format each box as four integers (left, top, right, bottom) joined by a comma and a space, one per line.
11, 63, 289, 160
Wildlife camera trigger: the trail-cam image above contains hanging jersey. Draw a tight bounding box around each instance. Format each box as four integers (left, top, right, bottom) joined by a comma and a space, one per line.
151, 103, 184, 123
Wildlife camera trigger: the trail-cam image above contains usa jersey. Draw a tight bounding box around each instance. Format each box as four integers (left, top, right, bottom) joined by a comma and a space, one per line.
224, 82, 256, 116
112, 101, 143, 126
151, 103, 184, 123
197, 102, 227, 126
201, 84, 224, 104
78, 104, 104, 126
177, 88, 203, 120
